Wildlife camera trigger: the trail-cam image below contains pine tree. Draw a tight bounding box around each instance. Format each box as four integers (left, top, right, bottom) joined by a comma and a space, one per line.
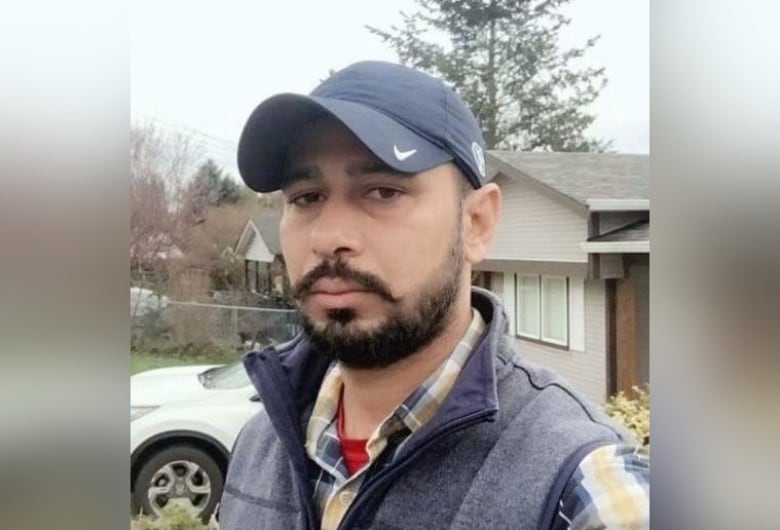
367, 0, 611, 151
182, 159, 242, 225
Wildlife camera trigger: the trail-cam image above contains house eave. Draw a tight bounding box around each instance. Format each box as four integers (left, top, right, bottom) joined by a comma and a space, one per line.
475, 258, 589, 277
234, 220, 257, 257
587, 199, 649, 212
580, 241, 650, 253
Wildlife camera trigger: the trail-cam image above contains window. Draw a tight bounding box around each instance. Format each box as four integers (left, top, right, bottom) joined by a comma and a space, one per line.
516, 275, 540, 338
515, 274, 569, 347
541, 276, 568, 345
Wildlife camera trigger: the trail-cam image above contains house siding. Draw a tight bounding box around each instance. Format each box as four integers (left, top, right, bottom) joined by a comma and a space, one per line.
488, 174, 589, 263
598, 254, 626, 279
492, 272, 608, 404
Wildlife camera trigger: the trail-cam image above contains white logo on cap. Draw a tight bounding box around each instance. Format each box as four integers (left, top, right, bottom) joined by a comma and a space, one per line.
471, 142, 486, 178
393, 145, 417, 161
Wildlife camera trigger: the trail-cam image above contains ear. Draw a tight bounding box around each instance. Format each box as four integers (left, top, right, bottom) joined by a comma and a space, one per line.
462, 183, 501, 264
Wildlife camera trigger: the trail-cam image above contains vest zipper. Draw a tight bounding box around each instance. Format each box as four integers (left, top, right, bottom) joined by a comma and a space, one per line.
336, 408, 495, 530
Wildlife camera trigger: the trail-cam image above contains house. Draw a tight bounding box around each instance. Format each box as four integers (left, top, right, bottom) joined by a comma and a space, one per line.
233, 215, 289, 296
479, 151, 649, 404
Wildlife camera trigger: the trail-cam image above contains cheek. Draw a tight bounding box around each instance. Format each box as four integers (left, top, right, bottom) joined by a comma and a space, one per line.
279, 221, 305, 282
380, 217, 456, 287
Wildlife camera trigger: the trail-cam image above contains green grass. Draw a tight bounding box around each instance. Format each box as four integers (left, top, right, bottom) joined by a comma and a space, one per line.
131, 350, 239, 375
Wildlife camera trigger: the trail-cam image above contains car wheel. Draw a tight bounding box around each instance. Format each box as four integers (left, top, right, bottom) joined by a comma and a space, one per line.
132, 444, 223, 522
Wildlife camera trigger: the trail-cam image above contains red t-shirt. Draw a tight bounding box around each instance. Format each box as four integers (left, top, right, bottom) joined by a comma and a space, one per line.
337, 392, 370, 476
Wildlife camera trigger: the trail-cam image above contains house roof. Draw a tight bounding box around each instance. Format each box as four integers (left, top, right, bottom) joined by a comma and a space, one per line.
234, 214, 282, 261
251, 215, 282, 255
487, 151, 649, 205
581, 220, 650, 254
590, 220, 649, 243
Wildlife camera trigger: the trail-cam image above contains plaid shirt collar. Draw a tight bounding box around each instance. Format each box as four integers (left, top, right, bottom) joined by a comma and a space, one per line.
304, 309, 486, 524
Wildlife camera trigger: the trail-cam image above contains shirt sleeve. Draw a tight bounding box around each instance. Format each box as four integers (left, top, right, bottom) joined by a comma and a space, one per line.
551, 444, 649, 530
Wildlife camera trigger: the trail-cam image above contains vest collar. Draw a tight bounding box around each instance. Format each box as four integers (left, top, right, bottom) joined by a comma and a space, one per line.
243, 287, 507, 440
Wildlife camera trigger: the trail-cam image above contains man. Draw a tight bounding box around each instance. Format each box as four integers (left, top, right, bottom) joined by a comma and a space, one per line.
220, 61, 649, 530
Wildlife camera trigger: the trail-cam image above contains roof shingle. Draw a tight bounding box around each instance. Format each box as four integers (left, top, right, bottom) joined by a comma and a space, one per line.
251, 214, 282, 255
487, 151, 649, 204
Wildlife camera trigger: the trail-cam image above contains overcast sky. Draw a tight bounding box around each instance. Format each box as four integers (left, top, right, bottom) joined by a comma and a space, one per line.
131, 0, 648, 179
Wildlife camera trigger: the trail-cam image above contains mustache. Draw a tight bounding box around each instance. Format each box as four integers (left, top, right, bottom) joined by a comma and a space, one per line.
291, 259, 398, 303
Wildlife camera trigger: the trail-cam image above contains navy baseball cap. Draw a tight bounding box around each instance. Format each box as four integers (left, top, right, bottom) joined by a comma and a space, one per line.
237, 61, 487, 192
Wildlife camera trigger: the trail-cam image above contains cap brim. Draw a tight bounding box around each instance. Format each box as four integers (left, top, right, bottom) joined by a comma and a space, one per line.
237, 94, 453, 192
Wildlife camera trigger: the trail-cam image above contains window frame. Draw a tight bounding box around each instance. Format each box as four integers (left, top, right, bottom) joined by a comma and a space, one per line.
514, 273, 570, 349
540, 275, 569, 347
515, 273, 541, 340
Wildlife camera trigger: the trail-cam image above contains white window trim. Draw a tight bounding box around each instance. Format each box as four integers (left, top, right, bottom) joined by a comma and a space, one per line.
568, 278, 585, 352
501, 273, 517, 336
540, 275, 569, 347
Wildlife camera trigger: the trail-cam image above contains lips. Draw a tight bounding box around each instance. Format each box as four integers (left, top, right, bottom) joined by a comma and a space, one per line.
310, 278, 368, 295
308, 278, 372, 309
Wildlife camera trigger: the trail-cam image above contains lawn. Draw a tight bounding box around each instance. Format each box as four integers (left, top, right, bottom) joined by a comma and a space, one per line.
131, 350, 240, 375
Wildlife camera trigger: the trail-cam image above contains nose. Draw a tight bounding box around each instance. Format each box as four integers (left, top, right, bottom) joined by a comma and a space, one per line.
309, 197, 362, 260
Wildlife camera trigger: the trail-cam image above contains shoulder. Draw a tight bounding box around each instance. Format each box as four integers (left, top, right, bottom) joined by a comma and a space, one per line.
231, 409, 275, 460
226, 408, 293, 490
495, 341, 632, 444
553, 444, 649, 530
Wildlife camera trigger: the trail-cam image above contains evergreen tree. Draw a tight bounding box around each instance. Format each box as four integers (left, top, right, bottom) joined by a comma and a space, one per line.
193, 159, 242, 205
367, 0, 611, 151
182, 159, 242, 225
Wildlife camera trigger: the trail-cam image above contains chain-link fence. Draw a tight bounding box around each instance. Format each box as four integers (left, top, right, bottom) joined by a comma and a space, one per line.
131, 298, 300, 353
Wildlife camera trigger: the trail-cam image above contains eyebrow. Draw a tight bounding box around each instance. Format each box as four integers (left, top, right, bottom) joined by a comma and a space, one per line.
281, 159, 410, 188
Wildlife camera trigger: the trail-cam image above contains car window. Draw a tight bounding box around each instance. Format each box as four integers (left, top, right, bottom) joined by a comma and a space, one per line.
200, 360, 250, 389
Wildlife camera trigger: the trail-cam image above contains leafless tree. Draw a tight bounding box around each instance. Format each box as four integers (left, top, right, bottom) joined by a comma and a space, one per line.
130, 121, 203, 292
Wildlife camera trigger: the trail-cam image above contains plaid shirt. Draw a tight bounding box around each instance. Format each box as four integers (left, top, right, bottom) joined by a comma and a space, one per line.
305, 309, 487, 530
553, 444, 650, 529
305, 309, 649, 530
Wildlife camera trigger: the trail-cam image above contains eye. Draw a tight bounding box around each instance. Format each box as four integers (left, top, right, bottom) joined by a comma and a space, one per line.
366, 187, 403, 200
288, 191, 324, 207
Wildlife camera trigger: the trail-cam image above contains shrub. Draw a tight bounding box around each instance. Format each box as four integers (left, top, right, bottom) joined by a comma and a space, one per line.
132, 504, 217, 530
605, 385, 650, 447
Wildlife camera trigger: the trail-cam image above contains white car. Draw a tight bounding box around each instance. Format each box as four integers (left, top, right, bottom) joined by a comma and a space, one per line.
131, 360, 261, 521
130, 286, 169, 318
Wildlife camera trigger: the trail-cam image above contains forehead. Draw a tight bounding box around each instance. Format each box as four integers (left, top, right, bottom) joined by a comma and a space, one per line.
286, 116, 375, 166
282, 115, 464, 196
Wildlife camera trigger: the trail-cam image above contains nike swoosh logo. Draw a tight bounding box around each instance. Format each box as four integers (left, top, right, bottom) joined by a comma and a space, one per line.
393, 145, 417, 161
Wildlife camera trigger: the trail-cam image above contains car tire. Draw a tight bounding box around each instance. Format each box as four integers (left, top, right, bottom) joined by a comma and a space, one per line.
132, 444, 223, 523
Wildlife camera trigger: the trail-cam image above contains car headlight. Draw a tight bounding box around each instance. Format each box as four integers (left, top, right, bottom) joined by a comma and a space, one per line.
131, 406, 158, 421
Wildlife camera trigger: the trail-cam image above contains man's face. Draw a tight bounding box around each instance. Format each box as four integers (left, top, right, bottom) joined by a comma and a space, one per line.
279, 117, 467, 368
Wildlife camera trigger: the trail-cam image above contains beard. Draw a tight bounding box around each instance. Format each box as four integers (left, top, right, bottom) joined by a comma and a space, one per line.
293, 229, 464, 369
